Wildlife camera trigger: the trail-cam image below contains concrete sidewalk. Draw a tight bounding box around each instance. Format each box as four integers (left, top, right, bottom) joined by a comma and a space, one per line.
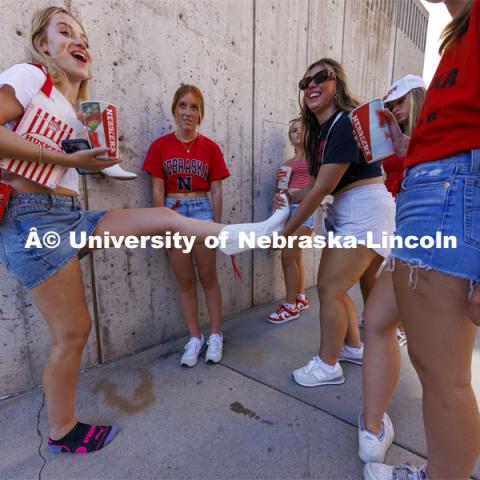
1, 288, 479, 479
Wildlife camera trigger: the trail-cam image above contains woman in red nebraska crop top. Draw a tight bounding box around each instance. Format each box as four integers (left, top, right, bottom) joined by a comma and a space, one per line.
267, 118, 315, 325
143, 85, 230, 368
382, 75, 426, 198
365, 1, 480, 478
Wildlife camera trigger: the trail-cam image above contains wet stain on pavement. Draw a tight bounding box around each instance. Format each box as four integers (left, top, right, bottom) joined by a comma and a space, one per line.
93, 369, 155, 415
230, 401, 274, 425
231, 401, 255, 417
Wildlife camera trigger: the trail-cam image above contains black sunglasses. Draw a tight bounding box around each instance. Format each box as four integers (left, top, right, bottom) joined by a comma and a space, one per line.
299, 70, 336, 91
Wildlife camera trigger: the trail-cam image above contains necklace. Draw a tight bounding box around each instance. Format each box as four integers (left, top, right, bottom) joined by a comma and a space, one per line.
175, 133, 198, 153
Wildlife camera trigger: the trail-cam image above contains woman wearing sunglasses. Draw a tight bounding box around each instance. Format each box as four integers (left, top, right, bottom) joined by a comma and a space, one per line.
276, 58, 395, 387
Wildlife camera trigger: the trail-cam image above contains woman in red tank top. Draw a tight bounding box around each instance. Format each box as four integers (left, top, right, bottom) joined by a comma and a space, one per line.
382, 75, 426, 197
267, 118, 314, 325
359, 75, 426, 465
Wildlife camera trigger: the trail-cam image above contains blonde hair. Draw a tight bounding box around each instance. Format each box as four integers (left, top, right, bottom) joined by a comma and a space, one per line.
171, 85, 205, 124
405, 87, 426, 136
288, 117, 302, 139
299, 58, 361, 175
439, 1, 472, 54
29, 6, 90, 103
288, 117, 303, 154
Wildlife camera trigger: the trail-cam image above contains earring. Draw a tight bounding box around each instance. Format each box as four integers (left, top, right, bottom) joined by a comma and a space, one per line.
86, 72, 93, 80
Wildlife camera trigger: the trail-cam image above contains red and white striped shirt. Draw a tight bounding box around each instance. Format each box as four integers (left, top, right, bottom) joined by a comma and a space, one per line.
286, 157, 311, 189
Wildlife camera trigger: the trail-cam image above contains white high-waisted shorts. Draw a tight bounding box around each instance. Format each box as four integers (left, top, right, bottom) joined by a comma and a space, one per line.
331, 183, 395, 258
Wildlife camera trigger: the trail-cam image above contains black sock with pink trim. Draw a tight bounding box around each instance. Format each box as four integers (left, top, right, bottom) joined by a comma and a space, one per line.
48, 422, 119, 454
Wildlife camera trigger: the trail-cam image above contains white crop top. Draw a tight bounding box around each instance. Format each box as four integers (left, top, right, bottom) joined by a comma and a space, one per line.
0, 63, 85, 193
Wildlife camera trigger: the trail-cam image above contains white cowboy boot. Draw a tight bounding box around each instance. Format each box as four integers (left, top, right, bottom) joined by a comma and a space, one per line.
101, 165, 137, 180
219, 193, 290, 255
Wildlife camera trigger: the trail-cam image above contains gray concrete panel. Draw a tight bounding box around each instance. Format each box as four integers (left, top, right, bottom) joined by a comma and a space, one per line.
307, 0, 346, 64
392, 31, 425, 81
342, 0, 396, 101
252, 0, 313, 306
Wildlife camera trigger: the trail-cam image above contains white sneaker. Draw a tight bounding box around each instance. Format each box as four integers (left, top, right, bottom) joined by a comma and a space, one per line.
364, 463, 428, 480
205, 333, 223, 363
396, 328, 407, 346
338, 345, 364, 365
219, 193, 290, 255
101, 164, 138, 180
180, 335, 205, 367
267, 303, 300, 325
292, 356, 345, 387
358, 412, 394, 463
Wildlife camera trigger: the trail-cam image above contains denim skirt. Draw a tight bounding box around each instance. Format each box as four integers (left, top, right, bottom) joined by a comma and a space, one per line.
0, 193, 106, 289
392, 149, 480, 281
165, 196, 214, 221
290, 203, 315, 229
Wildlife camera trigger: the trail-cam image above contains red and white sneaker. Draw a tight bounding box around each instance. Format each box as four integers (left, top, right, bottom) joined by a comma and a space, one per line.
267, 303, 300, 324
295, 294, 309, 311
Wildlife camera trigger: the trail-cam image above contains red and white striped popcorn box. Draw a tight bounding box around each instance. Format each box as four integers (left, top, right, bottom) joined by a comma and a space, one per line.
351, 99, 395, 163
0, 100, 83, 189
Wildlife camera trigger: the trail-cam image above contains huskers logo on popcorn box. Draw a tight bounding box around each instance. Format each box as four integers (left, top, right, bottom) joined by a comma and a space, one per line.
80, 101, 118, 159
0, 96, 83, 189
351, 99, 394, 163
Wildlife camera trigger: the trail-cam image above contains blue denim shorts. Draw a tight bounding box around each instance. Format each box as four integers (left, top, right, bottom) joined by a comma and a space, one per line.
392, 149, 480, 282
0, 194, 106, 289
290, 203, 314, 229
165, 196, 214, 221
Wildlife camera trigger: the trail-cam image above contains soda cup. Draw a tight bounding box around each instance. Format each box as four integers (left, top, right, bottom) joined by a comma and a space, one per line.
80, 101, 118, 159
351, 99, 394, 163
277, 165, 292, 190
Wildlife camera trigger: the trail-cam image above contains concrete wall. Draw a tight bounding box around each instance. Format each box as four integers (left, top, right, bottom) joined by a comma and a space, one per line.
0, 0, 427, 397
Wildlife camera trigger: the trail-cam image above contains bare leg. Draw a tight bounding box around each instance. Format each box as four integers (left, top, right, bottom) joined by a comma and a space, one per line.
344, 293, 362, 347
280, 226, 312, 304
362, 271, 400, 435
296, 249, 305, 295
93, 207, 224, 241
167, 249, 201, 338
469, 283, 480, 327
29, 258, 92, 439
281, 246, 301, 305
193, 244, 222, 334
317, 246, 377, 365
393, 265, 480, 478
295, 226, 312, 296
359, 255, 384, 302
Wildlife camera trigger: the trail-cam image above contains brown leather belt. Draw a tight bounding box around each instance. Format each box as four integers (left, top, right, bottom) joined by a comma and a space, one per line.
167, 192, 208, 199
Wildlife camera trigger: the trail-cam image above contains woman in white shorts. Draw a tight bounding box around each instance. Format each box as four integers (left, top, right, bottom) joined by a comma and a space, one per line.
275, 58, 395, 387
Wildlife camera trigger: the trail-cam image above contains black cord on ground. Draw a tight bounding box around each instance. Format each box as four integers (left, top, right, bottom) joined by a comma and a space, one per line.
36, 392, 47, 480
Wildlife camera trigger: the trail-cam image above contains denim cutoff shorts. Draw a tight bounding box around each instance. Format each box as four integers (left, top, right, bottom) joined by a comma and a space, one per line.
0, 194, 106, 289
392, 149, 480, 282
165, 196, 214, 222
290, 203, 315, 229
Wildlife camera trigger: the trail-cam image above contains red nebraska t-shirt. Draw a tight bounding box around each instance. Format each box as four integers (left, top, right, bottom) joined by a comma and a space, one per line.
406, 0, 480, 167
143, 132, 230, 193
